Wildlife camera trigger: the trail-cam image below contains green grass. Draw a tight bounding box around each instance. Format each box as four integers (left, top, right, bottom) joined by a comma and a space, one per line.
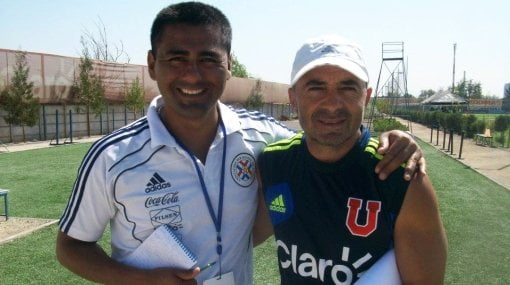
470, 113, 498, 131
422, 140, 510, 284
254, 238, 280, 284
0, 143, 92, 218
0, 225, 112, 285
1, 140, 510, 284
471, 113, 499, 122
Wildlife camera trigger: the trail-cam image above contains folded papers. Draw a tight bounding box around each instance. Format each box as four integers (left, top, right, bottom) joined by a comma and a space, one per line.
355, 249, 402, 285
123, 224, 197, 270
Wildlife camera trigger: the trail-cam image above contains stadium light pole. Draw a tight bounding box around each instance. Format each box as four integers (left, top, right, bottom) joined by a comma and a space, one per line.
452, 43, 457, 94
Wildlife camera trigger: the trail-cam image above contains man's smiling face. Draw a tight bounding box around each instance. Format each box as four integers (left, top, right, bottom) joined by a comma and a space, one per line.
148, 24, 231, 119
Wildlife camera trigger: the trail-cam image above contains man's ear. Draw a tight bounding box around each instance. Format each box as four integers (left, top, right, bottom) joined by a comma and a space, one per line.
147, 50, 156, 80
226, 54, 232, 80
365, 87, 373, 107
288, 87, 298, 113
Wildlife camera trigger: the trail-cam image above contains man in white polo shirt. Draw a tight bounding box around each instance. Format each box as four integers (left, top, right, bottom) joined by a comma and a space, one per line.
56, 2, 424, 284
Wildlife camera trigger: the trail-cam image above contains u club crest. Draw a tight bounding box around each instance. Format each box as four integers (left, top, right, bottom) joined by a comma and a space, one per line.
230, 153, 256, 187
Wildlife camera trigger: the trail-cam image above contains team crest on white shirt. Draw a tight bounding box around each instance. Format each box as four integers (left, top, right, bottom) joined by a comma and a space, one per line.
230, 153, 256, 187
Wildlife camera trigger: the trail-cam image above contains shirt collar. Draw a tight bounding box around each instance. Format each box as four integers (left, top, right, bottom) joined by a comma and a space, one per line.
218, 102, 243, 135
148, 95, 177, 148
358, 125, 371, 148
148, 95, 242, 148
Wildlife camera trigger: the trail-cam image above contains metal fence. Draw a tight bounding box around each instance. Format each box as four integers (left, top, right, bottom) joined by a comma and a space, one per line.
0, 102, 293, 144
0, 104, 145, 143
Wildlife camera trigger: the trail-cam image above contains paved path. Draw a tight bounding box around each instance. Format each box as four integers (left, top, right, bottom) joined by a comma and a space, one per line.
398, 118, 510, 191
285, 119, 510, 191
0, 136, 101, 153
2, 119, 509, 191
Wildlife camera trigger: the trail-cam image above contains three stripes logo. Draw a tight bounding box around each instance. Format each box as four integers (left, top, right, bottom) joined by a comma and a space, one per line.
269, 194, 286, 213
266, 183, 293, 225
145, 172, 172, 193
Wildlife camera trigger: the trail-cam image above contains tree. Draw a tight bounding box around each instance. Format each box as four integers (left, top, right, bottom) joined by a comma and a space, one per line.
385, 90, 400, 97
455, 80, 466, 97
375, 98, 391, 114
502, 83, 510, 112
0, 51, 39, 142
469, 81, 482, 99
71, 43, 105, 137
418, 89, 435, 99
74, 19, 131, 135
243, 79, 264, 109
125, 77, 145, 119
0, 88, 9, 140
231, 54, 249, 78
81, 17, 130, 63
455, 79, 482, 99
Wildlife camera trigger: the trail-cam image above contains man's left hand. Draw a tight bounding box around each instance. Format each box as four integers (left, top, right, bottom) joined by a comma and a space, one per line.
375, 130, 426, 181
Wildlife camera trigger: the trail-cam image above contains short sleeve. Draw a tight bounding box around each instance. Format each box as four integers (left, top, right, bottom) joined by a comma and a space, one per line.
59, 150, 115, 242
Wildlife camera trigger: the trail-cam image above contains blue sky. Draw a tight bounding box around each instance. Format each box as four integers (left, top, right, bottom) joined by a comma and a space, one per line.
1, 0, 509, 97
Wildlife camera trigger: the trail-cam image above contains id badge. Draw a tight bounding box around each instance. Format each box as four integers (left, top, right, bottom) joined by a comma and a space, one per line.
203, 271, 235, 285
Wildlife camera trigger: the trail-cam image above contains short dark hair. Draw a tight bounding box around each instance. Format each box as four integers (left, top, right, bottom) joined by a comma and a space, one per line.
150, 2, 232, 55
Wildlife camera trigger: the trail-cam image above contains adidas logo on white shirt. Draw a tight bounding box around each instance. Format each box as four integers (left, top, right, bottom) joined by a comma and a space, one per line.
145, 172, 172, 193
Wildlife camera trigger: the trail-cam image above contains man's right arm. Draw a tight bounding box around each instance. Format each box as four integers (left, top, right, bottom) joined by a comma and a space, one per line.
252, 169, 274, 246
56, 232, 199, 285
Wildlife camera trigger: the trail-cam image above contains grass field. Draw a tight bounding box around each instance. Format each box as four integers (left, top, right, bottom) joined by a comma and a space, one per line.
471, 113, 499, 122
1, 140, 510, 284
472, 113, 498, 131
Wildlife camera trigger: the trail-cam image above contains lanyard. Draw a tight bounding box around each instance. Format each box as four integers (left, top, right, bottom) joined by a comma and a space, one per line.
171, 118, 227, 270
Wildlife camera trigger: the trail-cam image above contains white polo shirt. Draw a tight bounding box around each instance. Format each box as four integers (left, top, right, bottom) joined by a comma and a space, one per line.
59, 95, 295, 284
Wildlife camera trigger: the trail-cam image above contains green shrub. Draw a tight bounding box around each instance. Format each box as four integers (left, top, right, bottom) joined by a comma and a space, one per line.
438, 112, 447, 129
463, 114, 478, 138
446, 113, 463, 132
243, 92, 264, 109
375, 99, 391, 114
243, 79, 264, 110
494, 115, 510, 133
431, 111, 441, 127
494, 115, 510, 147
373, 118, 408, 132
496, 134, 505, 145
474, 120, 486, 134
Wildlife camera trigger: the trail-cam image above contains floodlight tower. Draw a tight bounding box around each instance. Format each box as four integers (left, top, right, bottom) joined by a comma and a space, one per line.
367, 42, 410, 131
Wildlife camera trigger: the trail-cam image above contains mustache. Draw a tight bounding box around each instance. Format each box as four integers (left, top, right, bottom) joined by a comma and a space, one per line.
311, 109, 351, 121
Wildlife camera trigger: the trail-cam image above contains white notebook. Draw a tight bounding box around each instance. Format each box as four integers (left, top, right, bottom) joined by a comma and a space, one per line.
355, 249, 402, 285
123, 224, 198, 270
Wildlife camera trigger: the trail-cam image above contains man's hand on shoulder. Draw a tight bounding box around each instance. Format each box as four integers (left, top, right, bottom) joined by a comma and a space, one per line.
375, 130, 426, 181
